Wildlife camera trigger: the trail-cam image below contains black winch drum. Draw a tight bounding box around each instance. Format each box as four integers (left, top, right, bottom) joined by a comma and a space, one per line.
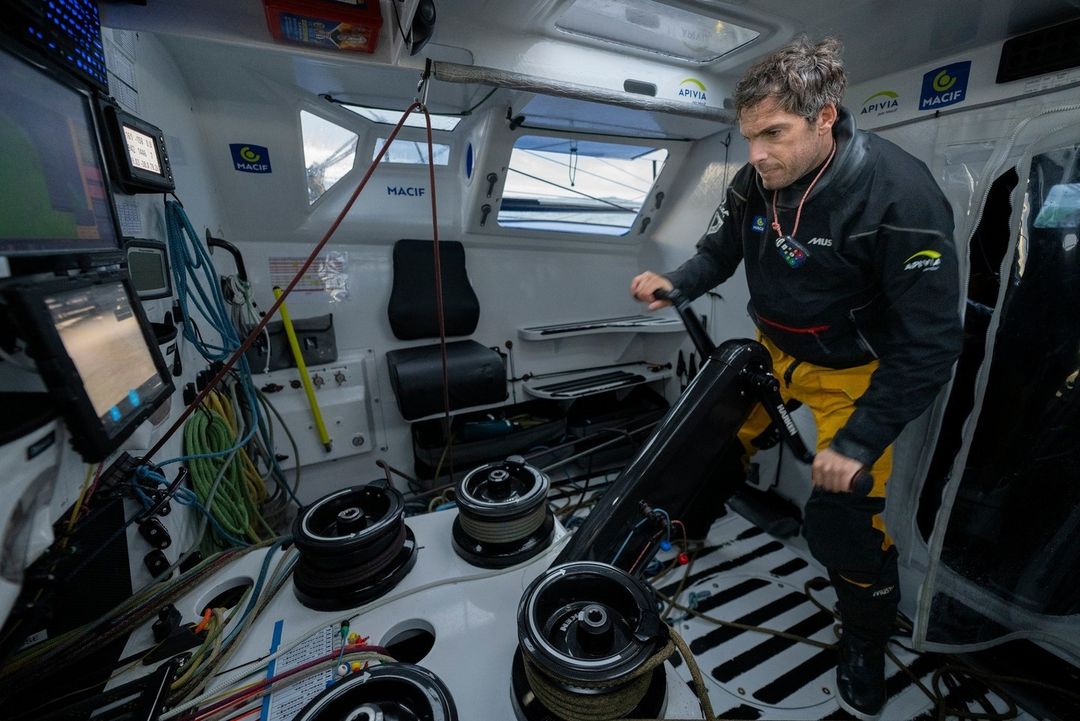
292, 484, 417, 611
512, 561, 669, 721
293, 663, 457, 721
452, 457, 555, 568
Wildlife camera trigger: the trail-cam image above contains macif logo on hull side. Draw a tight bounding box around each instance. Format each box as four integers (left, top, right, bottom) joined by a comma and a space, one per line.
230, 144, 272, 173
919, 61, 971, 111
677, 78, 708, 106
860, 90, 900, 117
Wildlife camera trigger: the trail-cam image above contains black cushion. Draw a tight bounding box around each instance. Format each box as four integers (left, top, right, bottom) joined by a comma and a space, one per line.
388, 239, 480, 340
386, 340, 507, 420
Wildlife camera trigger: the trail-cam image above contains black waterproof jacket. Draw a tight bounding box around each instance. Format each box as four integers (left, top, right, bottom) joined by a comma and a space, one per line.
665, 106, 962, 466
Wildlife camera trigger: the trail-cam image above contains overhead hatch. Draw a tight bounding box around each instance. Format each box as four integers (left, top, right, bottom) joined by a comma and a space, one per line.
554, 0, 759, 63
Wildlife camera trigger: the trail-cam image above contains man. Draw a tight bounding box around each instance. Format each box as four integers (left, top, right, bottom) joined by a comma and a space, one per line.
631, 37, 961, 720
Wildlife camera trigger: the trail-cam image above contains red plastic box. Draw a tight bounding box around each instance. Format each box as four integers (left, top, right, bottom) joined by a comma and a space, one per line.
264, 0, 383, 54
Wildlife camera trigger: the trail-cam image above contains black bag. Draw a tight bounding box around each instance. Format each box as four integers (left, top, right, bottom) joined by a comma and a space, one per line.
245, 314, 337, 373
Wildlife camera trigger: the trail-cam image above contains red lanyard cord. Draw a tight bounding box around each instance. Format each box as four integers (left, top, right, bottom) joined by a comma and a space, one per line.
770, 141, 837, 239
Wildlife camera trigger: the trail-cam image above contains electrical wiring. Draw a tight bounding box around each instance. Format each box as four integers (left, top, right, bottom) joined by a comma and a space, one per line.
164, 644, 394, 721
168, 544, 298, 707
0, 546, 259, 688
193, 650, 395, 721
611, 505, 672, 570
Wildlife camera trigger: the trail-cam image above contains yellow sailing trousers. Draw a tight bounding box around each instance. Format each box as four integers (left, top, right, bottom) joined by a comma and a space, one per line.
736, 335, 893, 550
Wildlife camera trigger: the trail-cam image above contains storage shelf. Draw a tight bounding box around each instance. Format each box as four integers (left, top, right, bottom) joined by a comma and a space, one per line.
518, 314, 683, 341
522, 363, 672, 400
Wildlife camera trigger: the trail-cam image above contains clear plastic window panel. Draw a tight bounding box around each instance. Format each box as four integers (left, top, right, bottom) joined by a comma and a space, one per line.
300, 110, 358, 205
498, 136, 667, 236
924, 142, 1080, 653
372, 138, 450, 165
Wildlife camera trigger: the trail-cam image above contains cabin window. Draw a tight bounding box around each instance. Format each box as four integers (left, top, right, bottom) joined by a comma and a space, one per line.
373, 138, 451, 166
555, 0, 759, 63
498, 136, 667, 236
344, 104, 462, 132
300, 110, 358, 205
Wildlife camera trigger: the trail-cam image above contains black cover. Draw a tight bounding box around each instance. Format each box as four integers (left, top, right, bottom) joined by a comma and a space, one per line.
245, 314, 337, 373
388, 239, 480, 340
386, 340, 506, 420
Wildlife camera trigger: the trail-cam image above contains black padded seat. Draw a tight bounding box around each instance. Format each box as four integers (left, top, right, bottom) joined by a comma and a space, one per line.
385, 240, 507, 420
386, 341, 506, 420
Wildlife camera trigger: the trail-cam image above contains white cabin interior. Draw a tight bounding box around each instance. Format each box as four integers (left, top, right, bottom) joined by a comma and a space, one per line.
1, 1, 1079, 720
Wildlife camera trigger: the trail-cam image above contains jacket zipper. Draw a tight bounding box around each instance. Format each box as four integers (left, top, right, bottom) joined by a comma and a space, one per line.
756, 313, 832, 356
756, 314, 831, 335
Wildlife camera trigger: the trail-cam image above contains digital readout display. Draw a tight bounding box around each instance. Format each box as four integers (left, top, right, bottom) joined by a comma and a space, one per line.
123, 124, 162, 175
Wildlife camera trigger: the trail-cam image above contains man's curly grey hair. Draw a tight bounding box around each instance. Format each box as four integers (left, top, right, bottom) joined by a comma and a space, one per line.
734, 36, 847, 122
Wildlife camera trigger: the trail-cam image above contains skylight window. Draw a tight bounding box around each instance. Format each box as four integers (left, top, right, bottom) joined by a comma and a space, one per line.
498, 135, 667, 237
343, 104, 461, 131
300, 111, 358, 205
555, 0, 759, 63
374, 138, 451, 165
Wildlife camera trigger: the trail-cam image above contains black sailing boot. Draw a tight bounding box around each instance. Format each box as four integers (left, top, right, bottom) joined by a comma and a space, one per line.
835, 630, 886, 720
828, 553, 899, 720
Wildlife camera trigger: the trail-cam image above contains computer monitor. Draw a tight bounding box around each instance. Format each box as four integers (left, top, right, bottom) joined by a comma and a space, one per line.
3, 273, 174, 461
0, 45, 121, 260
125, 239, 172, 300
0, 0, 109, 92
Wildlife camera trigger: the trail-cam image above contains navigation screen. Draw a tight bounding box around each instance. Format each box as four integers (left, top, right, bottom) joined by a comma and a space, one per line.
128, 246, 168, 294
123, 125, 162, 175
46, 281, 166, 434
0, 47, 120, 256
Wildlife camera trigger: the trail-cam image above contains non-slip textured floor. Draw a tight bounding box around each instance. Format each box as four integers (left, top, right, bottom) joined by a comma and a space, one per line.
655, 510, 1031, 721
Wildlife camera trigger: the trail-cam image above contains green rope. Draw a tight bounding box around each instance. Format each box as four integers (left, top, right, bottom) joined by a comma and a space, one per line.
184, 408, 264, 545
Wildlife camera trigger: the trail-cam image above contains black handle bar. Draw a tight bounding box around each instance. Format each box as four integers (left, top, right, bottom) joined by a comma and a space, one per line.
653, 287, 716, 358
655, 286, 872, 496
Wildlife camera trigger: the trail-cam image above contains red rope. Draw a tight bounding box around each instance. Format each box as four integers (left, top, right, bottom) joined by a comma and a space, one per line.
423, 107, 454, 480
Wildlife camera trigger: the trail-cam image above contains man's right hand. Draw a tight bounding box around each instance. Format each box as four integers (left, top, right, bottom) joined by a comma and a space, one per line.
630, 272, 674, 310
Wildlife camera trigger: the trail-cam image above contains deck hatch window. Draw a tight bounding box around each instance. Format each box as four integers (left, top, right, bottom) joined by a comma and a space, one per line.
373, 138, 451, 165
498, 135, 667, 237
555, 0, 759, 63
344, 104, 461, 131
300, 110, 358, 205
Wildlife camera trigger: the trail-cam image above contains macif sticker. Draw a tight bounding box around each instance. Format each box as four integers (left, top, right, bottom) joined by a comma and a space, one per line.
230, 143, 272, 173
919, 61, 970, 111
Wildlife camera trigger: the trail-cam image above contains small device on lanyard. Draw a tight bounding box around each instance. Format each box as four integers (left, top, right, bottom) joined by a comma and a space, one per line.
775, 234, 810, 268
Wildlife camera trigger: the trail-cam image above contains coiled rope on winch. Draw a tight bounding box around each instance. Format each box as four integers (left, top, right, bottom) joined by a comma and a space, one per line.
521, 624, 716, 721
457, 503, 547, 544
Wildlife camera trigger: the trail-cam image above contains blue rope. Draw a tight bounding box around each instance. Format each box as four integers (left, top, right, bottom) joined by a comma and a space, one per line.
162, 201, 277, 470
133, 467, 250, 547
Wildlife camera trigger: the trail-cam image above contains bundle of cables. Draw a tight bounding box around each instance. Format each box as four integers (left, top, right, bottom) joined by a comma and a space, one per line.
157, 199, 300, 545
183, 383, 275, 548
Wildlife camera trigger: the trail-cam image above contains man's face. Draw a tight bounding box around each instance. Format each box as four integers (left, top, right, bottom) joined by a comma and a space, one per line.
738, 98, 836, 190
